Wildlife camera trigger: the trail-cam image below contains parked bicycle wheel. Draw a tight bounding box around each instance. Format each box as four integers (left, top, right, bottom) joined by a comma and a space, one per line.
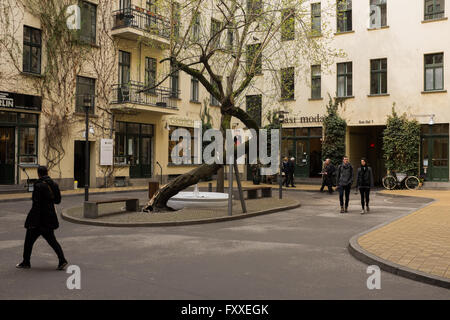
382, 175, 396, 190
405, 176, 420, 190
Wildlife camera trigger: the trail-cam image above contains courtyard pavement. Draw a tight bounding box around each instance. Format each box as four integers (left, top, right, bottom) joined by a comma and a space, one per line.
0, 189, 449, 299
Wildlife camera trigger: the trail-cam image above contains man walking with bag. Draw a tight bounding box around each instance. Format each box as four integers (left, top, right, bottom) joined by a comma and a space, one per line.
337, 156, 354, 213
16, 166, 68, 270
320, 159, 335, 194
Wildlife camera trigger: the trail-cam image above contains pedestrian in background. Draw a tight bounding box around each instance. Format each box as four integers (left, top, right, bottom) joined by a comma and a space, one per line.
16, 166, 68, 270
320, 158, 335, 194
288, 157, 296, 187
356, 157, 374, 214
337, 156, 354, 213
282, 157, 289, 187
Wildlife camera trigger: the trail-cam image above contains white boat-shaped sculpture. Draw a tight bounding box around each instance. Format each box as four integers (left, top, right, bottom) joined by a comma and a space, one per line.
167, 184, 229, 210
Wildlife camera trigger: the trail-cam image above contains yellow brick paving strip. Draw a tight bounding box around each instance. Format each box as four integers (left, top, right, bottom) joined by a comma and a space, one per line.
358, 189, 450, 279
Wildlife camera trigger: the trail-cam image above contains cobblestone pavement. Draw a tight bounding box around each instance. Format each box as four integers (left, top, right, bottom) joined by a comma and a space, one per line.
358, 189, 450, 280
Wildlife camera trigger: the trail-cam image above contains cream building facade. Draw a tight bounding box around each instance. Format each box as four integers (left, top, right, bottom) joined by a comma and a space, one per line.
0, 0, 448, 190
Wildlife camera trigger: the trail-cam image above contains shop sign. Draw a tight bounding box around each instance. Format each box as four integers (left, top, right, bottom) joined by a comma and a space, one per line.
100, 139, 114, 166
168, 117, 196, 127
0, 92, 14, 108
284, 114, 324, 124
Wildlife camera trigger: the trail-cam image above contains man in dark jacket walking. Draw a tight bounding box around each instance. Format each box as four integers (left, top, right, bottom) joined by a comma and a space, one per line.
356, 158, 374, 214
320, 158, 335, 194
16, 166, 67, 270
337, 156, 354, 213
287, 157, 296, 187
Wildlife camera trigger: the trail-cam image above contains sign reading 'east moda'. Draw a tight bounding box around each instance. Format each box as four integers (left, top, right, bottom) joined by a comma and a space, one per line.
284, 114, 324, 124
0, 92, 14, 108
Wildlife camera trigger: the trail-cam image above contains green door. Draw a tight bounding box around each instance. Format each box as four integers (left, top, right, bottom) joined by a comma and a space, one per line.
0, 127, 15, 184
422, 136, 449, 181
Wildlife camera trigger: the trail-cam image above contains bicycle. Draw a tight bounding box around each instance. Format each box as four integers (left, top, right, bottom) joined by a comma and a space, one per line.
382, 170, 421, 190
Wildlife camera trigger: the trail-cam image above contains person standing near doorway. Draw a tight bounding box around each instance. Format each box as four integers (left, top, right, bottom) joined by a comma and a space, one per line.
288, 157, 296, 187
320, 159, 335, 194
337, 156, 354, 213
282, 157, 289, 187
356, 158, 374, 214
16, 166, 68, 270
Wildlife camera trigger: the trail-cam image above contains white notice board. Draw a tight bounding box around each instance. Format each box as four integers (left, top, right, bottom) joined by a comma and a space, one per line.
100, 139, 114, 166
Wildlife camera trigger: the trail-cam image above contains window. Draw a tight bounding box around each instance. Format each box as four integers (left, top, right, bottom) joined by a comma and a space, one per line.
168, 126, 198, 164
337, 62, 352, 97
247, 43, 262, 74
172, 2, 181, 38
23, 26, 41, 74
75, 76, 95, 113
370, 58, 387, 94
281, 8, 295, 41
170, 63, 179, 98
79, 0, 97, 44
281, 67, 295, 100
337, 0, 352, 32
18, 113, 39, 164
191, 13, 200, 42
146, 0, 158, 13
425, 53, 444, 91
145, 57, 157, 94
210, 76, 222, 106
311, 65, 321, 99
226, 28, 234, 49
210, 18, 222, 49
247, 0, 262, 15
119, 50, 131, 85
246, 95, 262, 127
370, 0, 387, 28
424, 0, 445, 20
311, 3, 321, 35
191, 76, 199, 102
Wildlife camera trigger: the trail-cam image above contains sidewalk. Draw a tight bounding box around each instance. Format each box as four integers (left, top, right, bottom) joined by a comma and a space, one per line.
355, 189, 450, 285
197, 180, 320, 192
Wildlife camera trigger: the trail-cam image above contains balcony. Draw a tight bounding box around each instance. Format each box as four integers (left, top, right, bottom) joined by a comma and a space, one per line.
110, 81, 179, 114
111, 7, 171, 45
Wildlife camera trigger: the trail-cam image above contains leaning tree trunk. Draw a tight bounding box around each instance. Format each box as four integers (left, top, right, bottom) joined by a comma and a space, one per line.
144, 163, 222, 211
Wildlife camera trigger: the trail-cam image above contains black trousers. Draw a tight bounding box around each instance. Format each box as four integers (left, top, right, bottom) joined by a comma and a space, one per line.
288, 173, 295, 186
339, 185, 351, 208
359, 188, 371, 208
23, 228, 66, 263
320, 180, 333, 193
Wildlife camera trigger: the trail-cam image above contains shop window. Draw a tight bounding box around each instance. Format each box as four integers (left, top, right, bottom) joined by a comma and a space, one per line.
337, 62, 352, 97
168, 126, 198, 164
0, 111, 17, 123
19, 113, 38, 125
296, 128, 309, 136
337, 0, 352, 32
283, 129, 295, 136
19, 127, 37, 164
424, 53, 444, 91
370, 0, 387, 28
424, 0, 445, 20
370, 58, 387, 94
309, 127, 323, 136
23, 26, 41, 74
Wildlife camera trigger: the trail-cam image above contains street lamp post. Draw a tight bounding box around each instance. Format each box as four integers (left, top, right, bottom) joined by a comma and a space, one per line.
276, 110, 288, 199
83, 95, 92, 202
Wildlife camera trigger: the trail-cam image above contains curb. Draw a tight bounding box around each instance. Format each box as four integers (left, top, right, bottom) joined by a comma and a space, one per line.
348, 193, 450, 289
61, 200, 301, 228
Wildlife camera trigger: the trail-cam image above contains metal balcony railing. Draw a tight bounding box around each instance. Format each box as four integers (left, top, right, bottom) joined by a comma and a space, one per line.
112, 7, 171, 39
111, 81, 179, 109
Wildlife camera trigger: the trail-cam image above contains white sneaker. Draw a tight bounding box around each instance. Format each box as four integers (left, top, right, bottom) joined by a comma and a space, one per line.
360, 209, 365, 215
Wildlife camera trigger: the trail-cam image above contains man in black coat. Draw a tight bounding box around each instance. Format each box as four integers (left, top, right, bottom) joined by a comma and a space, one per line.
16, 166, 67, 270
356, 157, 374, 214
337, 156, 354, 213
320, 158, 335, 194
287, 157, 296, 187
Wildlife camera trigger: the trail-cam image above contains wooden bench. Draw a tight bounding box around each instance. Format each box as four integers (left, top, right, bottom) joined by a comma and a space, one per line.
233, 187, 272, 200
83, 198, 139, 219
